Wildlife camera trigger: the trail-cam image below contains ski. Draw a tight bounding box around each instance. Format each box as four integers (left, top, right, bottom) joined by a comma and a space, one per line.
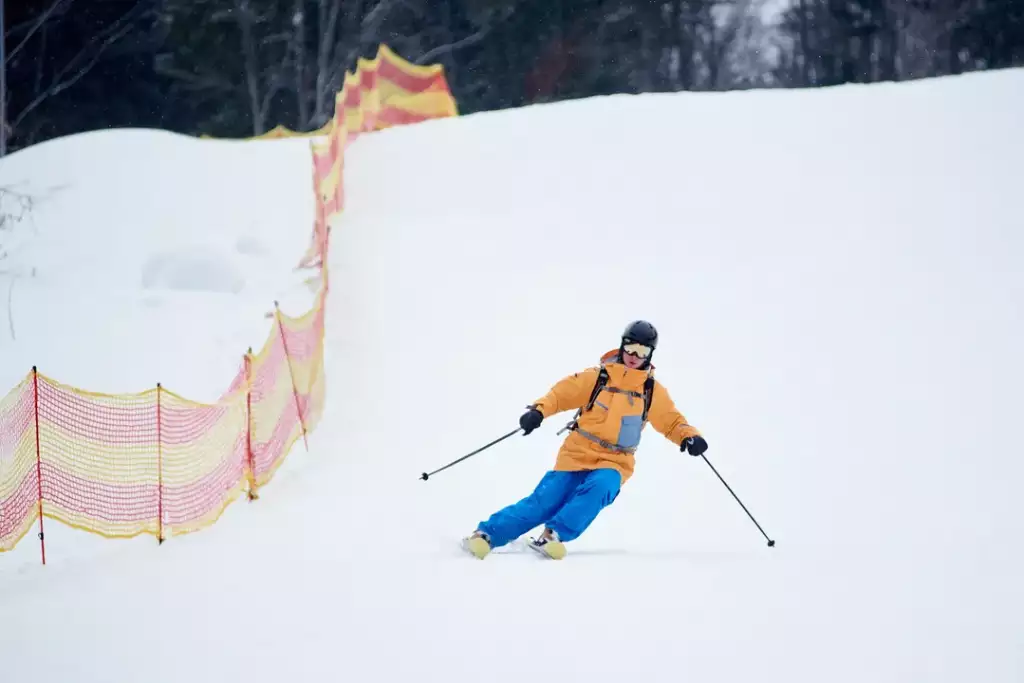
460, 535, 566, 560
528, 536, 566, 560
461, 535, 490, 559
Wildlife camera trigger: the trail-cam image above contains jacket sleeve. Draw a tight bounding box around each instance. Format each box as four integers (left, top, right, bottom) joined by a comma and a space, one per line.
647, 381, 701, 446
531, 368, 600, 418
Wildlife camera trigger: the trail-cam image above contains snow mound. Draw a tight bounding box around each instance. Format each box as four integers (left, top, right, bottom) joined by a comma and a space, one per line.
0, 129, 315, 397
141, 247, 246, 293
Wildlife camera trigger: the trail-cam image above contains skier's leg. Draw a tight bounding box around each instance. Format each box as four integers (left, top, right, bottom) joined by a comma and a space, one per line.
545, 468, 622, 542
476, 471, 582, 547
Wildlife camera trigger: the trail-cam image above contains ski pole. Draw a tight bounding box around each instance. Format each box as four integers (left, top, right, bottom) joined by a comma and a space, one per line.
420, 427, 522, 481
700, 454, 776, 547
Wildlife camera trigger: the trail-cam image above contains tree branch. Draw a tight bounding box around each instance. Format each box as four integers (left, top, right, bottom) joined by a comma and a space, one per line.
260, 40, 294, 121
362, 0, 399, 33
154, 64, 239, 93
11, 2, 146, 131
415, 25, 490, 64
6, 0, 72, 64
236, 0, 264, 134
415, 4, 517, 65
314, 0, 344, 124
331, 0, 392, 87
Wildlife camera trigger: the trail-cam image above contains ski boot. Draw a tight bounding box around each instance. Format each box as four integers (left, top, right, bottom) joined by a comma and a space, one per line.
528, 527, 566, 560
462, 530, 491, 559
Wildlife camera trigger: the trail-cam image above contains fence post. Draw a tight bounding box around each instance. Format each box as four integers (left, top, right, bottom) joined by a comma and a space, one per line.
245, 348, 259, 501
157, 382, 164, 545
274, 301, 308, 451
32, 366, 45, 566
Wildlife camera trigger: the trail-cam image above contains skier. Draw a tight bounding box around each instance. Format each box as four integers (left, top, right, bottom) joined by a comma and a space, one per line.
464, 320, 708, 560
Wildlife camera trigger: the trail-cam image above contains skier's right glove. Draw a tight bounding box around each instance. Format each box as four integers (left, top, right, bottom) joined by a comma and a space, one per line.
681, 435, 708, 456
519, 406, 543, 435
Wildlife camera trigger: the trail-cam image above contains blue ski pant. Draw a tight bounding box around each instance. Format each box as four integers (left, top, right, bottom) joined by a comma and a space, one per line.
477, 468, 622, 547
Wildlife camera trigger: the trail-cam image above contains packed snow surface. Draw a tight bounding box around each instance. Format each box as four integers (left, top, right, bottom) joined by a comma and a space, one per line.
1, 69, 1022, 682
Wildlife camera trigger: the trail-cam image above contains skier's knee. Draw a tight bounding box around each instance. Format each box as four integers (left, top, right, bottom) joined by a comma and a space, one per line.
527, 471, 575, 512
589, 469, 622, 500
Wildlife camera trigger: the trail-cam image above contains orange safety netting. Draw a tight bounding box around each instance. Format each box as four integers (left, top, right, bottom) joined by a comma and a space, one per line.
0, 298, 323, 553
0, 44, 456, 561
299, 43, 458, 269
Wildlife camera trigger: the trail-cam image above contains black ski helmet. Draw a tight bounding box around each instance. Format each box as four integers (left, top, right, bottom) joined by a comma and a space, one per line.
622, 320, 658, 349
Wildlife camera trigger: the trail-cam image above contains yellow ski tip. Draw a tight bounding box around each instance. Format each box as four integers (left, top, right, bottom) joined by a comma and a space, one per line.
466, 536, 491, 559
543, 540, 567, 560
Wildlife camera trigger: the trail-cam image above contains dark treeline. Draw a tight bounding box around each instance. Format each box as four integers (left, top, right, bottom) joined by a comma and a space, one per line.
3, 0, 1023, 153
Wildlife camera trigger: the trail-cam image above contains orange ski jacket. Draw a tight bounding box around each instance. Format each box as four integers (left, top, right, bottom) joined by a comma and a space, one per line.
530, 349, 701, 484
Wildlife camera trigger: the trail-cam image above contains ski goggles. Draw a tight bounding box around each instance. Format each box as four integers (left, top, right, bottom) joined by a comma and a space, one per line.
622, 342, 652, 359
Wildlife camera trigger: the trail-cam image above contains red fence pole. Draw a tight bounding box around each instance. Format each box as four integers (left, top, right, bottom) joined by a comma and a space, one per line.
245, 349, 259, 500
274, 301, 308, 451
32, 366, 45, 566
157, 382, 164, 545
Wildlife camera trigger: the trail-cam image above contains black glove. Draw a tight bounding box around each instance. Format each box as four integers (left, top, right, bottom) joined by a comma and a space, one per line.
519, 406, 543, 435
681, 435, 708, 456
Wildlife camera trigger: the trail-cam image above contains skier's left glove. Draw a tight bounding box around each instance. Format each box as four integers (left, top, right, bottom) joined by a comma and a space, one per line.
681, 435, 708, 456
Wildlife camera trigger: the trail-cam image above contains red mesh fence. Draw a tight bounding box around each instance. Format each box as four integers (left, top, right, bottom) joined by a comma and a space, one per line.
0, 43, 456, 563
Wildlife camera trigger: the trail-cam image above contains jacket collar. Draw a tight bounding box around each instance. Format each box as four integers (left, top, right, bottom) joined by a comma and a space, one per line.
599, 348, 654, 388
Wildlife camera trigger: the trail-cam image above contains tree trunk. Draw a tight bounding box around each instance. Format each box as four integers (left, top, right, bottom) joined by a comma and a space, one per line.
293, 0, 308, 129
798, 0, 811, 85
236, 0, 264, 135
677, 0, 693, 90
315, 0, 341, 127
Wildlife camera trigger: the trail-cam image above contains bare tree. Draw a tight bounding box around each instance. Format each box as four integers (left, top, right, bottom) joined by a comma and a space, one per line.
232, 0, 291, 135
291, 0, 309, 127
157, 0, 293, 136
6, 0, 70, 65
721, 0, 782, 88
307, 0, 414, 129
896, 0, 976, 78
6, 1, 149, 146
700, 1, 741, 89
309, 0, 346, 128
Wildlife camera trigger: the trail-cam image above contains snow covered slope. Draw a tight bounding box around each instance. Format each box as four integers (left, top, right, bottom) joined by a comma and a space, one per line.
0, 130, 316, 396
2, 68, 1023, 683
